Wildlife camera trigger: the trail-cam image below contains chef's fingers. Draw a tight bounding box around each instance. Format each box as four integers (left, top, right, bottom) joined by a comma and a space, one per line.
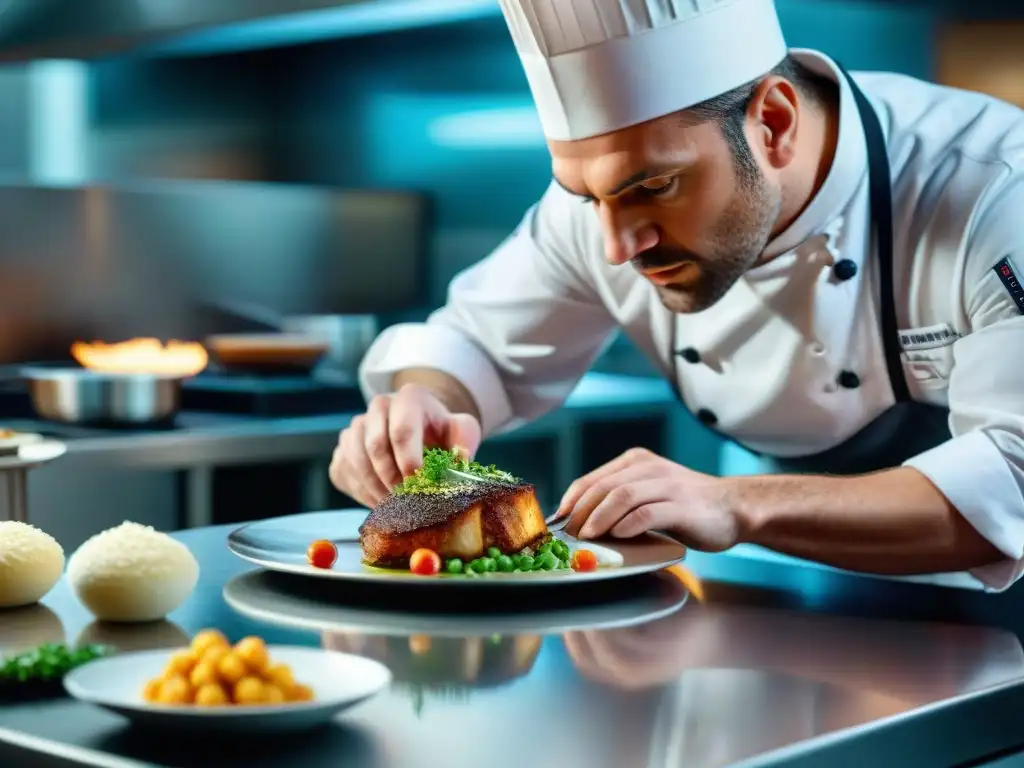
577, 477, 667, 540
445, 413, 483, 459
329, 431, 354, 493
388, 387, 429, 477
563, 463, 650, 537
332, 429, 377, 506
329, 445, 375, 508
345, 418, 391, 503
363, 395, 405, 489
562, 632, 639, 689
561, 633, 610, 682
554, 450, 640, 520
609, 501, 677, 540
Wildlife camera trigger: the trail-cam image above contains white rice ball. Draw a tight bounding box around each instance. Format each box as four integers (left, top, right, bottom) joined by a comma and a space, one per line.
67, 521, 199, 623
0, 521, 65, 608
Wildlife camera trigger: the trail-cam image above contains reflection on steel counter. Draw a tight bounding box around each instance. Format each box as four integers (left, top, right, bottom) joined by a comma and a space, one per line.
563, 604, 1024, 767
323, 633, 542, 717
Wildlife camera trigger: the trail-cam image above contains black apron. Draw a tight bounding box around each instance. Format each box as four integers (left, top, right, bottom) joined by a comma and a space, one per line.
670, 65, 951, 476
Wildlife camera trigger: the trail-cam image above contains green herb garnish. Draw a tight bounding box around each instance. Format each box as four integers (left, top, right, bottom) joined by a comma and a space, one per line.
393, 447, 519, 495
0, 643, 112, 685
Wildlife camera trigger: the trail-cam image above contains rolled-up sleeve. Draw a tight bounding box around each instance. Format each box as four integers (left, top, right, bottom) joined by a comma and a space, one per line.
903, 177, 1024, 591
359, 182, 617, 437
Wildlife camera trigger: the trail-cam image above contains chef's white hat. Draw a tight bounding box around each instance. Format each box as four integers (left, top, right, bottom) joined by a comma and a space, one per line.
498, 0, 789, 141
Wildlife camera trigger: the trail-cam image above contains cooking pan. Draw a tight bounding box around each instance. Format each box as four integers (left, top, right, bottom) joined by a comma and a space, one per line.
20, 366, 184, 427
204, 334, 330, 375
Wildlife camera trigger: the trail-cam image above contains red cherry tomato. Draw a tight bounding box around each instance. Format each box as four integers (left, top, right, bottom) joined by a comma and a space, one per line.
409, 548, 442, 576
307, 539, 338, 569
571, 549, 598, 572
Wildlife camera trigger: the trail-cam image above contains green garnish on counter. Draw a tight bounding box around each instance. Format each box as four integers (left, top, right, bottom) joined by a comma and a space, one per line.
393, 447, 519, 496
0, 643, 112, 686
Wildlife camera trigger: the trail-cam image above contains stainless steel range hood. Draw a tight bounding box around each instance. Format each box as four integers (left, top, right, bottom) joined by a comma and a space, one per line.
0, 0, 499, 61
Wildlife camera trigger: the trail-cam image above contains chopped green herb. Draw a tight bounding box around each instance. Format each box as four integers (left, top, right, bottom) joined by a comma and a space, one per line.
0, 643, 112, 685
392, 447, 519, 496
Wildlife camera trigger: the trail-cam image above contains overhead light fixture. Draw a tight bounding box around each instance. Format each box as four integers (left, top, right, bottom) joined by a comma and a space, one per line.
428, 106, 545, 149
149, 0, 502, 56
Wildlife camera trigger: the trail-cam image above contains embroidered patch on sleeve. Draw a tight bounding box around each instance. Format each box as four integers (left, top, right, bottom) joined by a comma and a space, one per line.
993, 256, 1024, 314
898, 323, 959, 351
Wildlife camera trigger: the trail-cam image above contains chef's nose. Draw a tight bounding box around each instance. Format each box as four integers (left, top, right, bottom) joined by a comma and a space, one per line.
598, 204, 660, 265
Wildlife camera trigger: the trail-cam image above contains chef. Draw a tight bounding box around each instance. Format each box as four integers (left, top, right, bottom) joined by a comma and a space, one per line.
329, 0, 1024, 591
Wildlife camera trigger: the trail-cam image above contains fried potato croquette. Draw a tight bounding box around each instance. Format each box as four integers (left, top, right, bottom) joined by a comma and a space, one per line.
233, 676, 266, 705
194, 683, 230, 707
189, 661, 219, 689
156, 675, 192, 705
288, 683, 314, 702
141, 629, 313, 708
234, 636, 269, 672
164, 649, 197, 678
190, 629, 229, 656
263, 662, 294, 689
217, 653, 248, 686
263, 683, 286, 704
202, 644, 229, 668
142, 678, 162, 702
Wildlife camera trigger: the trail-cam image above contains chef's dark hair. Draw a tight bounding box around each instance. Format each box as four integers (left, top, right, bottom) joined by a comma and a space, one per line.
684, 55, 831, 182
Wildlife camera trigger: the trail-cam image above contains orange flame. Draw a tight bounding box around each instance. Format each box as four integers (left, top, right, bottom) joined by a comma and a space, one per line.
71, 338, 209, 377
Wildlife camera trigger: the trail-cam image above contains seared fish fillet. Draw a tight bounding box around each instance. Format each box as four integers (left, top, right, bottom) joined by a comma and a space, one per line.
360, 481, 547, 568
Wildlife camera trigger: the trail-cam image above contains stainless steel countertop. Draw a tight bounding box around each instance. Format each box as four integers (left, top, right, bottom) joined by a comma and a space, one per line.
0, 373, 678, 470
3, 520, 1024, 768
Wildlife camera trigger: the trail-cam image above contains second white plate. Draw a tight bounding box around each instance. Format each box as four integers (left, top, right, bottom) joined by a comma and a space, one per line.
63, 646, 391, 734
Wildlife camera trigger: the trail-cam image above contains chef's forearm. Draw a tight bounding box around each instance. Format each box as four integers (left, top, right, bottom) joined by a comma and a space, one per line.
391, 368, 482, 423
731, 467, 1005, 574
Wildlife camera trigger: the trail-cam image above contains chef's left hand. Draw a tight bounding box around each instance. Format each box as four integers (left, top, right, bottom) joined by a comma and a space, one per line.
554, 448, 740, 551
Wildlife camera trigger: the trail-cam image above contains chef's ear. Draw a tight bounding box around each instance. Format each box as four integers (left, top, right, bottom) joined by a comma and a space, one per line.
746, 75, 800, 170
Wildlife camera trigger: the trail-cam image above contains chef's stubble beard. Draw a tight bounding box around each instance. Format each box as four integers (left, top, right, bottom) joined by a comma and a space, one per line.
655, 156, 782, 314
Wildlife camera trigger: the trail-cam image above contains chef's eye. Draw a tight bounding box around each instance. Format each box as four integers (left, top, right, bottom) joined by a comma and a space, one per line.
637, 177, 678, 198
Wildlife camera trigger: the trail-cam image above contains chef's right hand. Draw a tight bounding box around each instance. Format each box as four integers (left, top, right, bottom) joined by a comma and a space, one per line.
329, 383, 482, 507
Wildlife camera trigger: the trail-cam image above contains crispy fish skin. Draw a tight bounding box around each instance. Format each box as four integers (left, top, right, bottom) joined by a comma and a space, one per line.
360, 481, 547, 568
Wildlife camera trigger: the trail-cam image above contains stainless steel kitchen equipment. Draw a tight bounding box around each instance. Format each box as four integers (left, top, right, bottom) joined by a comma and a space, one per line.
21, 367, 185, 427
0, 183, 429, 368
0, 438, 66, 522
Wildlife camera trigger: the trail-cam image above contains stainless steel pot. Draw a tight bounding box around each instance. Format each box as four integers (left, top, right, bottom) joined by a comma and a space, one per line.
21, 367, 184, 426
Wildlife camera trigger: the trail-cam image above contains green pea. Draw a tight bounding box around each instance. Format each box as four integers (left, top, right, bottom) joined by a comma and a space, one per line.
518, 555, 534, 571
470, 559, 489, 574
553, 540, 570, 560
446, 558, 464, 574
558, 559, 571, 570
482, 557, 497, 572
496, 554, 515, 572
538, 542, 553, 556
487, 546, 502, 559
538, 552, 559, 570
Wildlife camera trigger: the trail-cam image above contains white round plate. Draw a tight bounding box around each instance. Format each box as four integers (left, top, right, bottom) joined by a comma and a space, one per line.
222, 568, 690, 637
227, 510, 687, 586
0, 438, 65, 469
0, 431, 43, 457
63, 646, 391, 734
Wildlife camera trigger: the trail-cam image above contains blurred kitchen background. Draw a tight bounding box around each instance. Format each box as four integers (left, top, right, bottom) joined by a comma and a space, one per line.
0, 0, 1021, 552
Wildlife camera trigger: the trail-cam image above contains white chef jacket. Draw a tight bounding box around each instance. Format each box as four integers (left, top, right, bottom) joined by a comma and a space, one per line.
360, 49, 1024, 591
